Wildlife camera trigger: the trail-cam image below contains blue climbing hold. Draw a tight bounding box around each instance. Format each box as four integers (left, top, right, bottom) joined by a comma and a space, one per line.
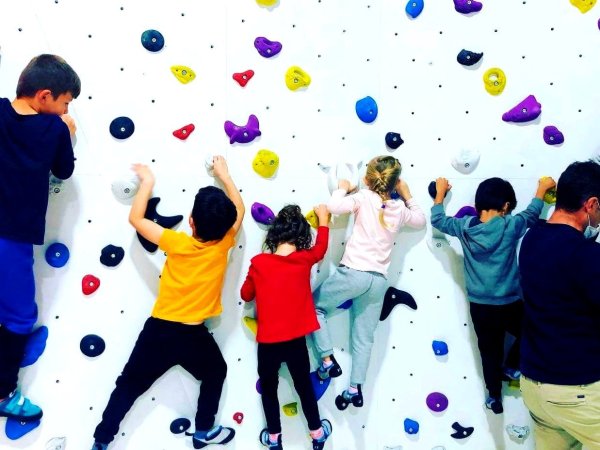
45, 242, 70, 268
21, 326, 49, 367
404, 418, 420, 434
141, 29, 165, 52
432, 340, 449, 356
310, 370, 331, 401
355, 96, 378, 123
405, 0, 424, 18
5, 418, 41, 440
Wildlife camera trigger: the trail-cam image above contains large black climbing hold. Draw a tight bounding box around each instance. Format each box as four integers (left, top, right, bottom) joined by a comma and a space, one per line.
109, 116, 135, 140
137, 197, 183, 252
170, 418, 191, 434
457, 49, 483, 66
451, 421, 474, 439
380, 287, 417, 321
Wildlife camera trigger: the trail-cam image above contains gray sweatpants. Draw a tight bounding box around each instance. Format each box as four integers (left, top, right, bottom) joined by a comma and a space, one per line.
311, 265, 387, 386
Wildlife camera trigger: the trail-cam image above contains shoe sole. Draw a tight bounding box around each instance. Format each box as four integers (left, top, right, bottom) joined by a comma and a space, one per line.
0, 410, 43, 422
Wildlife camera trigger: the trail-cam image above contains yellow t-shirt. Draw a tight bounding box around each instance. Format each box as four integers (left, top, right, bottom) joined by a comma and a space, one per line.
151, 228, 235, 323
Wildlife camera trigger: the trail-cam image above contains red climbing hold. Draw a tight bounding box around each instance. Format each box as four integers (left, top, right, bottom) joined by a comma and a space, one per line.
173, 124, 195, 140
233, 412, 244, 424
232, 70, 255, 87
82, 274, 100, 295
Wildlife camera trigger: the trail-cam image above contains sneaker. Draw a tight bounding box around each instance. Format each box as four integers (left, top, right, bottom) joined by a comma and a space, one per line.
192, 425, 235, 449
0, 389, 43, 422
91, 443, 108, 450
317, 355, 342, 380
312, 419, 332, 450
485, 396, 503, 414
259, 429, 283, 450
335, 385, 363, 411
503, 367, 521, 381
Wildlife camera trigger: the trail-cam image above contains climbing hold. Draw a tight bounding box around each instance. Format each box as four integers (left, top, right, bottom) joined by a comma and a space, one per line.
224, 114, 261, 144
405, 0, 424, 18
543, 125, 564, 145
325, 161, 361, 194
82, 274, 100, 295
540, 177, 557, 204
451, 148, 480, 174
170, 65, 196, 84
252, 149, 279, 178
429, 235, 450, 251
111, 174, 139, 200
243, 316, 258, 336
404, 418, 420, 434
170, 418, 191, 434
426, 392, 449, 412
380, 287, 417, 321
21, 326, 49, 368
109, 116, 135, 140
100, 244, 125, 267
451, 421, 474, 439
502, 95, 542, 123
46, 436, 67, 450
282, 402, 298, 417
454, 206, 477, 218
233, 70, 255, 87
457, 49, 483, 66
256, 0, 279, 6
305, 210, 318, 229
483, 67, 506, 95
49, 175, 64, 195
141, 29, 165, 52
5, 418, 41, 439
385, 132, 404, 150
173, 124, 195, 140
45, 242, 70, 268
254, 37, 282, 58
432, 340, 449, 356
285, 66, 311, 90
355, 96, 378, 123
251, 202, 275, 225
136, 197, 183, 252
310, 370, 331, 400
454, 0, 483, 14
506, 424, 530, 441
570, 0, 596, 13
337, 299, 353, 310
233, 412, 244, 424
427, 181, 447, 200
256, 378, 262, 394
80, 334, 106, 357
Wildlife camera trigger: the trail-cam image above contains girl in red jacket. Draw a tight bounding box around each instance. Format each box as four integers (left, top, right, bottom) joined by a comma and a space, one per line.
241, 204, 332, 450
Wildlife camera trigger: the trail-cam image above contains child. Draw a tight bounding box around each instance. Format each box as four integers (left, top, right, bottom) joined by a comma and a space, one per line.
0, 54, 80, 422
431, 176, 556, 414
241, 204, 332, 450
91, 156, 244, 450
311, 155, 426, 410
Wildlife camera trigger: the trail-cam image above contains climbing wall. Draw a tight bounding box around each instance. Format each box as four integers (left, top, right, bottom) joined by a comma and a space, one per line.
1, 0, 599, 449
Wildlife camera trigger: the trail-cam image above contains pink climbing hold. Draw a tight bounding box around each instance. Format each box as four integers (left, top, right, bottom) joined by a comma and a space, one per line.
502, 95, 542, 123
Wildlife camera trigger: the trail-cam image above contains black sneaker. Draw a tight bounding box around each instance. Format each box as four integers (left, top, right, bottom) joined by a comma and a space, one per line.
317, 355, 342, 380
312, 419, 332, 450
192, 425, 235, 449
485, 396, 503, 414
335, 385, 363, 410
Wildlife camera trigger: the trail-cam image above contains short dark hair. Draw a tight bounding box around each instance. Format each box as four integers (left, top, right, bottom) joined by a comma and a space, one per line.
191, 186, 236, 241
555, 159, 600, 212
16, 54, 81, 99
475, 177, 517, 215
264, 204, 312, 253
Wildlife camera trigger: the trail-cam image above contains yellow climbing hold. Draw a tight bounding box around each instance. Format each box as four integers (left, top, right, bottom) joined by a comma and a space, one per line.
570, 0, 596, 13
540, 177, 557, 204
483, 67, 506, 95
171, 65, 196, 84
305, 210, 330, 229
243, 316, 257, 336
253, 150, 280, 178
282, 402, 298, 416
256, 0, 279, 6
285, 66, 311, 91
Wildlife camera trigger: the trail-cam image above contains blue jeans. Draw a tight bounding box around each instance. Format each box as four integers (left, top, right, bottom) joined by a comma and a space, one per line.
311, 265, 387, 385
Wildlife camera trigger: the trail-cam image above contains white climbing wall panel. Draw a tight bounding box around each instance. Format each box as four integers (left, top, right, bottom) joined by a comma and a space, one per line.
1, 0, 599, 449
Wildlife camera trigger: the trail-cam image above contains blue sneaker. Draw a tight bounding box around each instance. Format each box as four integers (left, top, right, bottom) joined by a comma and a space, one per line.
504, 367, 521, 381
259, 429, 283, 449
485, 396, 503, 414
317, 355, 342, 380
312, 419, 332, 450
91, 443, 108, 450
0, 389, 43, 422
192, 425, 235, 449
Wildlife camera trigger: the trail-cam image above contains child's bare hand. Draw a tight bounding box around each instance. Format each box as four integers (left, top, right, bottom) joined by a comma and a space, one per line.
396, 179, 412, 200
539, 176, 556, 192
212, 155, 230, 180
61, 114, 76, 136
132, 163, 155, 187
314, 204, 330, 225
338, 179, 355, 193
435, 177, 452, 194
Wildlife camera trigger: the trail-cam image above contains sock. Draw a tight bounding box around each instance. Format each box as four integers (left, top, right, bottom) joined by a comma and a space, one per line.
269, 433, 280, 444
348, 385, 358, 395
310, 427, 324, 440
322, 360, 333, 369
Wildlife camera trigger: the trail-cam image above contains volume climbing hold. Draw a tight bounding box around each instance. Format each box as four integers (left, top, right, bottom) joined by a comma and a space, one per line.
254, 37, 282, 58
82, 275, 100, 295
141, 29, 165, 52
253, 149, 279, 178
282, 402, 298, 416
233, 70, 254, 87
543, 125, 564, 145
285, 66, 311, 90
454, 0, 483, 14
109, 116, 135, 139
483, 67, 506, 95
45, 242, 70, 268
356, 96, 378, 123
570, 0, 596, 13
426, 392, 449, 412
251, 202, 275, 225
502, 95, 542, 123
137, 197, 183, 252
170, 65, 196, 84
380, 287, 417, 321
385, 132, 404, 150
405, 0, 424, 18
451, 422, 474, 439
404, 418, 420, 434
457, 49, 483, 66
173, 124, 195, 140
224, 114, 261, 144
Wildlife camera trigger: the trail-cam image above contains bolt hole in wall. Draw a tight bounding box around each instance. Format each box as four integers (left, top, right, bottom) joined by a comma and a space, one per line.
0, 0, 599, 449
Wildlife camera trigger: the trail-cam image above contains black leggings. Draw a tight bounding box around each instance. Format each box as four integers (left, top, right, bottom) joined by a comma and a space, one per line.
258, 336, 321, 434
0, 325, 28, 398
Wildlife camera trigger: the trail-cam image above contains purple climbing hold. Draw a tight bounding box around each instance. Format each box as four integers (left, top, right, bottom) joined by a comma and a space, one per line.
502, 95, 542, 123
543, 125, 564, 145
254, 37, 282, 58
426, 392, 449, 412
454, 0, 483, 14
256, 378, 262, 394
251, 202, 275, 225
454, 206, 477, 218
405, 0, 424, 18
224, 114, 261, 144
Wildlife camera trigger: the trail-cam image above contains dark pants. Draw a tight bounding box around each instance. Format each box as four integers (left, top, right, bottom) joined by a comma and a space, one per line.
469, 300, 523, 398
0, 325, 28, 397
94, 317, 227, 444
258, 337, 321, 434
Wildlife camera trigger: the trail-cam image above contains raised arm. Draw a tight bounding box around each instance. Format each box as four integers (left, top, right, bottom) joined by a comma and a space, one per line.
212, 155, 245, 235
128, 164, 164, 245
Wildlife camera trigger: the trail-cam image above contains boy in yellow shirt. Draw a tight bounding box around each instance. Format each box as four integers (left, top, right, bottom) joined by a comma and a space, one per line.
91, 156, 244, 450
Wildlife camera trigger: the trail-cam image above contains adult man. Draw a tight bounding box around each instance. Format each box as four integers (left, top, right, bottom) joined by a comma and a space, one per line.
519, 159, 600, 449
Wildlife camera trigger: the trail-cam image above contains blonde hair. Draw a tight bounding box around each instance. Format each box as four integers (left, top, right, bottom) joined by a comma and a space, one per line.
364, 156, 402, 228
